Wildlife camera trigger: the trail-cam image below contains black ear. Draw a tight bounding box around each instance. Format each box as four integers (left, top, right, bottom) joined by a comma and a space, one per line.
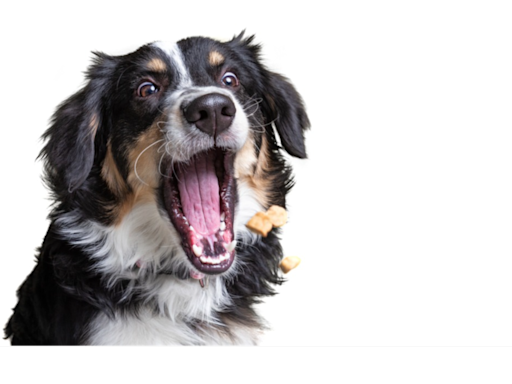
260, 71, 310, 158
228, 32, 310, 158
230, 32, 310, 158
40, 53, 115, 193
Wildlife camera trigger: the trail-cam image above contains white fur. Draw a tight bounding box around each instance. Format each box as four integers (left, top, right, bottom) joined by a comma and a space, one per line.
153, 42, 192, 88
86, 307, 260, 345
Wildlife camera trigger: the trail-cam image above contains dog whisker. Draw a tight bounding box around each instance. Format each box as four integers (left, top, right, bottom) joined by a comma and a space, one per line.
158, 152, 171, 179
250, 117, 278, 134
156, 120, 168, 132
134, 139, 165, 186
242, 98, 263, 118
156, 142, 167, 154
250, 124, 266, 134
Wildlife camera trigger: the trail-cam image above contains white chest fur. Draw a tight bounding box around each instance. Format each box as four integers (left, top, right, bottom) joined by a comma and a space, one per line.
84, 276, 260, 345
85, 307, 260, 346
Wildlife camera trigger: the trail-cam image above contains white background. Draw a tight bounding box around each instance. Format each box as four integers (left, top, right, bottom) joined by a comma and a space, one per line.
1, 0, 512, 380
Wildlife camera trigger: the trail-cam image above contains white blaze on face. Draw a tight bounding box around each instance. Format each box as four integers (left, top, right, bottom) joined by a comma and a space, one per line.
153, 42, 193, 88
152, 42, 249, 161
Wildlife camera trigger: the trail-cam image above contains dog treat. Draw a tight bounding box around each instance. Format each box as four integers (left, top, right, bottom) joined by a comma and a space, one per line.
265, 205, 288, 227
245, 211, 273, 237
245, 205, 288, 237
280, 256, 301, 274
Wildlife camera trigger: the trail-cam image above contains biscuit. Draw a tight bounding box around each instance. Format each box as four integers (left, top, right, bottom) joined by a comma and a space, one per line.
280, 256, 301, 274
245, 211, 273, 237
266, 205, 288, 227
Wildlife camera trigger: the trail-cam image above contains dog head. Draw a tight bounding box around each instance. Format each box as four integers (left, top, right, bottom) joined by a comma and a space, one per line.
41, 33, 309, 282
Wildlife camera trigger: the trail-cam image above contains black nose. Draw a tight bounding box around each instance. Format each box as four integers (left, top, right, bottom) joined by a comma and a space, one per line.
183, 93, 236, 137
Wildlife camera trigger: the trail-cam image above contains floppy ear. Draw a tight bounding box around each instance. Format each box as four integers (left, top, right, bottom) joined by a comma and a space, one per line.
260, 71, 310, 158
229, 32, 310, 158
40, 53, 115, 193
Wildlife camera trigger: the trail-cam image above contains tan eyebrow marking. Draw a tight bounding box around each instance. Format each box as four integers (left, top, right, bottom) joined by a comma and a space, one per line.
146, 57, 167, 72
208, 50, 225, 66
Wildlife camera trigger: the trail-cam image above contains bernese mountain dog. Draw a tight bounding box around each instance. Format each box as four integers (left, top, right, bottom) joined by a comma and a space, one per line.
4, 32, 309, 345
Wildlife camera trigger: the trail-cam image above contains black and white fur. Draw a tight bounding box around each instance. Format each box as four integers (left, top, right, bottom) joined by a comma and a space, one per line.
4, 33, 309, 345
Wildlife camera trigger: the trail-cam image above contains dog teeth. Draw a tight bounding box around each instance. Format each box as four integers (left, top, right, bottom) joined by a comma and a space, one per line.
200, 256, 217, 265
199, 253, 231, 265
192, 244, 202, 257
200, 256, 209, 264
219, 221, 226, 231
226, 240, 236, 252
220, 212, 226, 222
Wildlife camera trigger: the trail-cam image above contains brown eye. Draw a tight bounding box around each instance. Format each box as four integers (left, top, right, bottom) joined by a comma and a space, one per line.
221, 72, 239, 87
137, 81, 159, 97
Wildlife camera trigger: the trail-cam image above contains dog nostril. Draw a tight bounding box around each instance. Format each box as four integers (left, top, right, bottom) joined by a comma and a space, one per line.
221, 105, 236, 117
184, 93, 236, 137
199, 110, 209, 120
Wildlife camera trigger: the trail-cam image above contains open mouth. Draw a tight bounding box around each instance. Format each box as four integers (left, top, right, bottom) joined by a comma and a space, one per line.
162, 148, 237, 276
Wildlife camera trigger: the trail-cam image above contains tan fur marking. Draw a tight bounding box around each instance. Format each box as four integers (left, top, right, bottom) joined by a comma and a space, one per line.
106, 120, 165, 225
146, 57, 167, 73
254, 135, 271, 178
126, 125, 162, 190
234, 133, 258, 179
102, 143, 127, 197
208, 50, 225, 66
235, 134, 272, 208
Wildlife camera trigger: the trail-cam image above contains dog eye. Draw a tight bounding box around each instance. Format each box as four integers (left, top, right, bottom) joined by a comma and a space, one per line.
221, 72, 239, 87
137, 81, 159, 97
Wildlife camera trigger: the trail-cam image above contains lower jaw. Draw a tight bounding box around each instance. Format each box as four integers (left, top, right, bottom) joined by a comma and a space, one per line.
188, 250, 235, 275
183, 222, 237, 275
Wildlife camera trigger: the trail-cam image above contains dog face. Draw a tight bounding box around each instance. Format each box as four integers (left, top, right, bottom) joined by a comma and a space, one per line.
41, 33, 309, 284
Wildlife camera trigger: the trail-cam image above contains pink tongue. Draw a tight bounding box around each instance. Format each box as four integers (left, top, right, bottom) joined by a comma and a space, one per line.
176, 152, 221, 235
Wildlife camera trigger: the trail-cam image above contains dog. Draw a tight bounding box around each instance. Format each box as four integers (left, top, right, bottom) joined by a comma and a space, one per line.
4, 32, 309, 345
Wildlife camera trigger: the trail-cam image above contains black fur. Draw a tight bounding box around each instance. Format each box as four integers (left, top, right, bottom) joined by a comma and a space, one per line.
5, 33, 309, 345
